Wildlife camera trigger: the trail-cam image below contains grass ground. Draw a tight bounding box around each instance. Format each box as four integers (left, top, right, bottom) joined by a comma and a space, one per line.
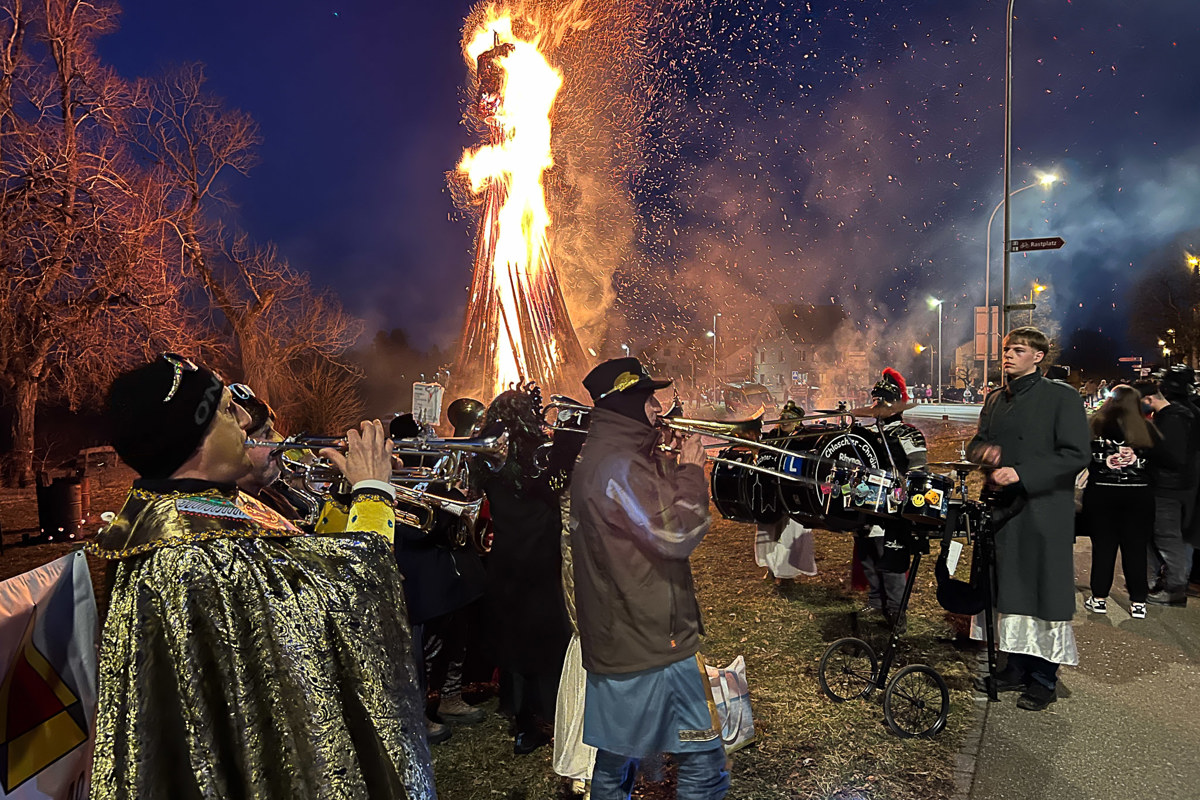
0, 418, 982, 800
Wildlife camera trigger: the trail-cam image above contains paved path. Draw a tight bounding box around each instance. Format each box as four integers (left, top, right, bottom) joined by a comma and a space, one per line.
906, 402, 983, 423
965, 537, 1200, 800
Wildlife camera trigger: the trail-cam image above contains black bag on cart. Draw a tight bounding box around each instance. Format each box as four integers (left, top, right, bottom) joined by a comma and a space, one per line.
934, 502, 988, 616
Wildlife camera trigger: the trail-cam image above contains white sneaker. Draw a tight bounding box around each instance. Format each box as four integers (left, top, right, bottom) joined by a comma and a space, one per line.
1130, 602, 1147, 619
1084, 596, 1107, 614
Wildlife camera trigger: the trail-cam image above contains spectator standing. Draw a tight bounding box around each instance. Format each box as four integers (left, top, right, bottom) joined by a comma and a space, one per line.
1136, 374, 1199, 606
968, 327, 1090, 711
1081, 385, 1159, 619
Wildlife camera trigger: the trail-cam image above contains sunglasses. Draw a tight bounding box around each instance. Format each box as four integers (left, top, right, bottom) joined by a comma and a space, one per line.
161, 353, 198, 403
229, 383, 256, 402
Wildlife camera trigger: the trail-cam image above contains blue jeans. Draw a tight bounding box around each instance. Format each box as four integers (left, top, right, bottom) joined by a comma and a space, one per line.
591, 747, 730, 800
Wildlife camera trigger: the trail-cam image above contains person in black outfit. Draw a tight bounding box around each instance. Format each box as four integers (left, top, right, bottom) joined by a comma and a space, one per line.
1135, 377, 1198, 606
481, 386, 581, 755
1081, 384, 1159, 619
853, 368, 927, 631
1155, 366, 1200, 591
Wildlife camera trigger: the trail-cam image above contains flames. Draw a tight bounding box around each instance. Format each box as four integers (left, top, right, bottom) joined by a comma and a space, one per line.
457, 10, 566, 395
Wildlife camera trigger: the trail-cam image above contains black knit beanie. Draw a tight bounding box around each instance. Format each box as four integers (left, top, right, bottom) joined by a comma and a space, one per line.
596, 387, 655, 427
107, 356, 225, 478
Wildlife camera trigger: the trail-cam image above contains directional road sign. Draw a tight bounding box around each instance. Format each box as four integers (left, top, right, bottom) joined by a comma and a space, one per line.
1117, 357, 1142, 363
1009, 236, 1065, 253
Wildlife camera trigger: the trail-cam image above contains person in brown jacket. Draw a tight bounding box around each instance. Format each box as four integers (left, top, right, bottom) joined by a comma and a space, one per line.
570, 357, 729, 800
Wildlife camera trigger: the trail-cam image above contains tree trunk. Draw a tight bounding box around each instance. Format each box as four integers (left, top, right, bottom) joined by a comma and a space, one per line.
4, 376, 39, 487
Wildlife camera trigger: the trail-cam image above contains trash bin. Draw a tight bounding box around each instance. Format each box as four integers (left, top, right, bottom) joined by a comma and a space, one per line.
36, 473, 84, 540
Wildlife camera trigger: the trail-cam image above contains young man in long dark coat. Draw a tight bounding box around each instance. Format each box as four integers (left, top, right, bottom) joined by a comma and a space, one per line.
968, 327, 1090, 711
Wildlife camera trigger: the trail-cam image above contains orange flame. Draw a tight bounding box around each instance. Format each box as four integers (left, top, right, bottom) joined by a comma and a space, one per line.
458, 11, 563, 394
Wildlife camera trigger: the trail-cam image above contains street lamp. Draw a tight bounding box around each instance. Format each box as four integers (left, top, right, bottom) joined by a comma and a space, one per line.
705, 314, 715, 398
1029, 282, 1046, 325
984, 173, 1058, 381
621, 343, 630, 358
928, 298, 943, 403
915, 344, 932, 389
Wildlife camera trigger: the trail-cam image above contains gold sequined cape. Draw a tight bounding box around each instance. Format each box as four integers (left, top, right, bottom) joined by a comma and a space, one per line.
86, 486, 437, 799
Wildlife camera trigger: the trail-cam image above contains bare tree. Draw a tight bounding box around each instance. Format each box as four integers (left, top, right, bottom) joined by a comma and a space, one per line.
0, 0, 202, 484
1127, 261, 1200, 368
134, 64, 363, 413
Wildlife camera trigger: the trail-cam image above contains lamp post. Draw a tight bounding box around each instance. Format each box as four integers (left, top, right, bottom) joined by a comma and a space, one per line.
928, 298, 944, 403
705, 314, 715, 398
985, 173, 1057, 382
621, 343, 630, 358
1029, 282, 1046, 325
915, 344, 932, 389
1186, 252, 1199, 367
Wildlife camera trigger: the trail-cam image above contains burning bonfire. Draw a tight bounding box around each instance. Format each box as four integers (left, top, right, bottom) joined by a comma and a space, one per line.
454, 10, 587, 399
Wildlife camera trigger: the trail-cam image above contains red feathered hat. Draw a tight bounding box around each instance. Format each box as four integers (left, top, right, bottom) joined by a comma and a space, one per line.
872, 368, 908, 403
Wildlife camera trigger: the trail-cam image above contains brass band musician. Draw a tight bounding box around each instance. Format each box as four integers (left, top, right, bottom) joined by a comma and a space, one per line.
87, 355, 435, 799
570, 357, 730, 800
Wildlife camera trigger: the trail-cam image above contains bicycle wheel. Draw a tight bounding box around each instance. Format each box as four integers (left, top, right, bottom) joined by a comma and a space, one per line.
817, 637, 878, 702
883, 663, 950, 738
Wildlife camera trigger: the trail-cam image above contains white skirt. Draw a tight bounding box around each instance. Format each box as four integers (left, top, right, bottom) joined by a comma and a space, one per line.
553, 633, 596, 780
971, 612, 1079, 666
754, 518, 817, 579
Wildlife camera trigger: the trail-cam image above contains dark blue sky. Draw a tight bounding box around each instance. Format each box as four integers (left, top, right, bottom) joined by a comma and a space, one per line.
101, 0, 479, 345
100, 1, 1200, 366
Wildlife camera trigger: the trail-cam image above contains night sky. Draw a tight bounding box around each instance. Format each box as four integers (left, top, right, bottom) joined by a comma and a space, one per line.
100, 1, 1200, 373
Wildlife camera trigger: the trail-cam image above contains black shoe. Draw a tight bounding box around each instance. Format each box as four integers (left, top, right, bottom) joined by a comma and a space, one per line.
1016, 682, 1057, 711
974, 666, 1027, 694
513, 729, 551, 755
1146, 590, 1187, 607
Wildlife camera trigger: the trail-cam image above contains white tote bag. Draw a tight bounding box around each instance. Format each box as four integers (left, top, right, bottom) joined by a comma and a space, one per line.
705, 655, 756, 754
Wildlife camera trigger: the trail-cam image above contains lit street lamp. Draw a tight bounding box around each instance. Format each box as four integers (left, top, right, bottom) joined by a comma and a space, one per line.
915, 343, 932, 388
984, 173, 1057, 381
928, 298, 944, 402
621, 343, 630, 358
1029, 281, 1046, 325
708, 312, 722, 398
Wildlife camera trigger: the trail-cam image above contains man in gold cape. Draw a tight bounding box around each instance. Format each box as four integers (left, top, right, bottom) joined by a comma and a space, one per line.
86, 355, 437, 799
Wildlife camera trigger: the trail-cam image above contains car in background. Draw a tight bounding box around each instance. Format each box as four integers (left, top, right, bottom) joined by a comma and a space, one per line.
722, 382, 775, 416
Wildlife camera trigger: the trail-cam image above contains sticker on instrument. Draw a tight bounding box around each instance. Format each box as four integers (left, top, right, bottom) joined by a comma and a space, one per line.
924, 489, 944, 508
176, 496, 252, 521
910, 493, 926, 508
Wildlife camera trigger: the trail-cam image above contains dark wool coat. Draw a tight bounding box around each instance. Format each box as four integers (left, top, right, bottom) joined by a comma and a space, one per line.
969, 369, 1090, 621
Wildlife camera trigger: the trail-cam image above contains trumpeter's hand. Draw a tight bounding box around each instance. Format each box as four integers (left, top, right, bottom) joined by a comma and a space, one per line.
320, 419, 394, 485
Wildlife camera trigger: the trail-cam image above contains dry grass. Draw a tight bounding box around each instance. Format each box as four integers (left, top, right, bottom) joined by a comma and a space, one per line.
0, 418, 984, 800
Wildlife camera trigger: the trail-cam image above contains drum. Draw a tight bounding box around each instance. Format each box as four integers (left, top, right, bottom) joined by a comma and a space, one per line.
902, 471, 954, 527
849, 467, 904, 518
710, 447, 786, 524
775, 427, 886, 531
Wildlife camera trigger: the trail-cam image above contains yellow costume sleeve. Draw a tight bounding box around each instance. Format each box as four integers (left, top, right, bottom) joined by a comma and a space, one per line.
343, 494, 397, 545
313, 499, 350, 534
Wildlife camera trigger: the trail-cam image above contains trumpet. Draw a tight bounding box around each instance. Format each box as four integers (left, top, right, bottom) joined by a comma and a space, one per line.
247, 421, 510, 474
274, 453, 484, 533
